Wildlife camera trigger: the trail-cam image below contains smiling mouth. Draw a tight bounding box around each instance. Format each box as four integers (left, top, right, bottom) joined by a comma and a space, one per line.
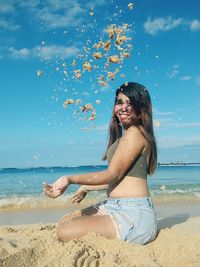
118, 112, 130, 116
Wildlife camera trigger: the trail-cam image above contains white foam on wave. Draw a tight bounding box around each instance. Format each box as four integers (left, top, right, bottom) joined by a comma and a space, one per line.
0, 191, 105, 210
193, 192, 200, 198
150, 187, 200, 203
0, 194, 73, 210
151, 187, 200, 196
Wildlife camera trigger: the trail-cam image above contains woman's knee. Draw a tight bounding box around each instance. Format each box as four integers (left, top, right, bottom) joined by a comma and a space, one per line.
58, 210, 80, 226
57, 215, 69, 227
56, 222, 71, 242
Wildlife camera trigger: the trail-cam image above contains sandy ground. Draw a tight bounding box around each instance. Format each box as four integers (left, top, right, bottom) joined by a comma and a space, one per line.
0, 212, 200, 267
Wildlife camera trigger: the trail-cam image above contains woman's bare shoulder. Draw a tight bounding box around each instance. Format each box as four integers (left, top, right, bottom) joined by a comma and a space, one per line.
123, 126, 145, 141
121, 126, 148, 153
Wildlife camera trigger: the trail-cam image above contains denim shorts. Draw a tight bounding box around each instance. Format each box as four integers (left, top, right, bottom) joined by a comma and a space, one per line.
93, 197, 157, 245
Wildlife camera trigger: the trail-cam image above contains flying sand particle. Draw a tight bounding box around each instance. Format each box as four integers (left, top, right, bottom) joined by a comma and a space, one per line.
109, 55, 119, 63
107, 25, 115, 39
63, 99, 74, 108
103, 40, 111, 51
128, 3, 134, 11
98, 74, 104, 81
88, 112, 96, 121
98, 80, 107, 87
83, 62, 92, 72
93, 52, 102, 59
125, 82, 129, 87
107, 71, 116, 81
37, 69, 42, 77
74, 70, 82, 79
71, 60, 76, 67
39, 21, 133, 121
122, 52, 131, 58
96, 99, 101, 104
155, 120, 161, 128
75, 99, 82, 105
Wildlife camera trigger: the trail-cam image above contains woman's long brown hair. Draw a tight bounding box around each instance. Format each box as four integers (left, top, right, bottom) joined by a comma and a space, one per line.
103, 82, 157, 175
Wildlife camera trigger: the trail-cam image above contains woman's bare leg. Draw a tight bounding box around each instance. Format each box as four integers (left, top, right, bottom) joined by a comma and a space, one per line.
57, 206, 117, 242
58, 205, 102, 225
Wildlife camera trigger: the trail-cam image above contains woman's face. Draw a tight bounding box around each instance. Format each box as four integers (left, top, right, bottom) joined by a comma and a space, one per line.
114, 93, 135, 128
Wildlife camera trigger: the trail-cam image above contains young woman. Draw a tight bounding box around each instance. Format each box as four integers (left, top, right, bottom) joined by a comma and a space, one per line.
44, 82, 158, 245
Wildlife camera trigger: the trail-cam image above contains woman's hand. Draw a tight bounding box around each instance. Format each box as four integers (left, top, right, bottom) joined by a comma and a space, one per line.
71, 186, 88, 203
43, 176, 70, 198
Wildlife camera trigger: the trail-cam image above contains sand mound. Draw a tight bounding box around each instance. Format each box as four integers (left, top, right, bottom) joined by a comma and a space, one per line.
0, 218, 200, 267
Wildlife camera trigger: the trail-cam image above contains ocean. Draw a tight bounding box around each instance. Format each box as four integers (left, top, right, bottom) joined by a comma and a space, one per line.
0, 165, 200, 210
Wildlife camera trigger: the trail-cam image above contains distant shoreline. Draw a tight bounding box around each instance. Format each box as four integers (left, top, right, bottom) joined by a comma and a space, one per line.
157, 162, 200, 166
1, 163, 200, 170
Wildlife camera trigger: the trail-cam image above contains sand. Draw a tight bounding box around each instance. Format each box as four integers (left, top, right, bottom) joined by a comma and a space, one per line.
0, 215, 200, 267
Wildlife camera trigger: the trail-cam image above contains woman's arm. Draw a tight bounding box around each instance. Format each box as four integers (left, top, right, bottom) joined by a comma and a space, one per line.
71, 184, 108, 203
81, 184, 108, 192
44, 127, 146, 198
44, 174, 109, 198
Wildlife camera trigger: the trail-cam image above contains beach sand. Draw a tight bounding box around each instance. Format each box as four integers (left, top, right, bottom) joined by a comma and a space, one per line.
1, 202, 200, 267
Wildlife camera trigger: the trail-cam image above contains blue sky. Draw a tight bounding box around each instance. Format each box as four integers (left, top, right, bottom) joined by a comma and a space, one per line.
0, 0, 200, 168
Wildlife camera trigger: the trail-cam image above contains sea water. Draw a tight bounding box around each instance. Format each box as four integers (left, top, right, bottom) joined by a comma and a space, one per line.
0, 165, 200, 210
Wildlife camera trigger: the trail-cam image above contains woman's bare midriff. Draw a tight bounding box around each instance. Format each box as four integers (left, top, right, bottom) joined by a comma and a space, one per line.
107, 176, 149, 198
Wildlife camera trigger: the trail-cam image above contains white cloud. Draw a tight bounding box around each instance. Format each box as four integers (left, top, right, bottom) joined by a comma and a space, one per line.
173, 122, 200, 128
155, 119, 200, 129
34, 45, 79, 59
158, 136, 200, 148
166, 64, 179, 79
3, 45, 79, 60
144, 17, 200, 35
18, 0, 105, 30
0, 0, 109, 33
18, 0, 108, 30
180, 75, 191, 81
166, 69, 179, 78
91, 123, 109, 132
82, 91, 90, 96
0, 3, 15, 13
190, 19, 200, 31
154, 111, 175, 116
18, 1, 42, 9
0, 19, 20, 31
153, 109, 200, 129
8, 47, 30, 59
35, 3, 85, 29
154, 118, 176, 126
86, 0, 107, 7
166, 66, 198, 85
172, 64, 179, 69
0, 3, 19, 31
144, 17, 183, 35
